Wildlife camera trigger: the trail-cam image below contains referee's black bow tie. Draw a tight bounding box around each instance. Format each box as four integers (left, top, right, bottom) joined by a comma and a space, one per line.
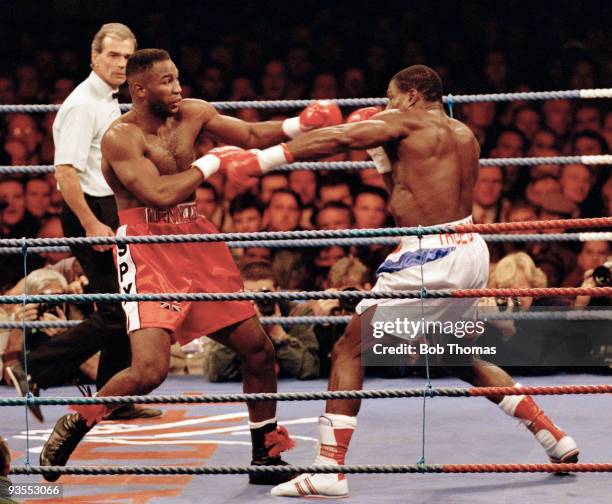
112, 92, 120, 100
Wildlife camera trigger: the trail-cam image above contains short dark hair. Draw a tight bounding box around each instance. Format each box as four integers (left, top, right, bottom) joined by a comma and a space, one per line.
126, 49, 171, 78
229, 192, 264, 217
241, 261, 277, 285
268, 188, 302, 209
316, 173, 354, 200
391, 65, 443, 102
312, 201, 352, 226
570, 129, 609, 155
198, 181, 219, 203
354, 185, 389, 204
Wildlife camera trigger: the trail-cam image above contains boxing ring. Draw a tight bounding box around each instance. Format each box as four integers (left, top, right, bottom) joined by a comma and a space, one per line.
1, 88, 611, 503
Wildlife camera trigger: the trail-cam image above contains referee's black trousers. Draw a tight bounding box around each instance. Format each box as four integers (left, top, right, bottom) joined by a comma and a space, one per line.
28, 195, 130, 390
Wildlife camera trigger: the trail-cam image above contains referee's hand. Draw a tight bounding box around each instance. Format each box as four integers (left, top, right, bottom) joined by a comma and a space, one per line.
84, 220, 115, 252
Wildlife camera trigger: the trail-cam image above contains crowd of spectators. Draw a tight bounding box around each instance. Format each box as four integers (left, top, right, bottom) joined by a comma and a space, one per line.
0, 2, 611, 383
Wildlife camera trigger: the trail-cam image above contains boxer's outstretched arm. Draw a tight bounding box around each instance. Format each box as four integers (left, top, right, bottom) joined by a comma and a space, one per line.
205, 111, 288, 149
102, 126, 203, 208
285, 117, 408, 160
188, 98, 342, 149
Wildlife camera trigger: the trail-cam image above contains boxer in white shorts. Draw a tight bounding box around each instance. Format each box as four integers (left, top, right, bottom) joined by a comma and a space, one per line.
216, 64, 580, 498
356, 215, 489, 315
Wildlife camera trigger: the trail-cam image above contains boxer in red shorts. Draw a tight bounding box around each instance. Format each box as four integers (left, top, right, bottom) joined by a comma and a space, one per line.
40, 48, 342, 484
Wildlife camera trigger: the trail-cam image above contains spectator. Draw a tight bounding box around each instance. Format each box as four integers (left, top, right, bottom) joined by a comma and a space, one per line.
307, 245, 349, 291
603, 111, 612, 151
230, 77, 257, 101
489, 251, 547, 310
559, 163, 594, 207
3, 137, 30, 165
352, 185, 388, 229
569, 130, 609, 156
36, 216, 71, 265
528, 148, 561, 179
490, 128, 527, 190
203, 261, 319, 381
313, 202, 352, 230
531, 129, 557, 150
259, 173, 289, 205
3, 268, 95, 423
241, 247, 272, 265
513, 106, 542, 140
286, 45, 312, 99
289, 170, 317, 207
0, 76, 16, 104
264, 188, 301, 232
0, 178, 41, 238
0, 436, 19, 503
460, 101, 496, 145
196, 65, 226, 101
313, 257, 371, 376
6, 113, 43, 161
542, 99, 572, 140
563, 241, 610, 287
525, 175, 562, 208
260, 60, 288, 101
311, 73, 339, 100
316, 175, 353, 207
289, 170, 317, 229
229, 193, 264, 232
25, 176, 51, 220
472, 166, 510, 223
342, 67, 366, 98
483, 50, 509, 91
574, 105, 602, 133
195, 181, 224, 229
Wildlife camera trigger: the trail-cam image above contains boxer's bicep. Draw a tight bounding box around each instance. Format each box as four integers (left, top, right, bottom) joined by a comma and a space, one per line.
340, 120, 406, 150
204, 113, 251, 147
103, 133, 163, 205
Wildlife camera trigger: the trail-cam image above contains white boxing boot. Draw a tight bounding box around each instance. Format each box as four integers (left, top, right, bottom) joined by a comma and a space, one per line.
498, 383, 579, 463
271, 413, 356, 498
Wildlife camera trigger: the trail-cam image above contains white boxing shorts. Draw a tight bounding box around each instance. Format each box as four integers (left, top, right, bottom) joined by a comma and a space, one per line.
356, 215, 489, 317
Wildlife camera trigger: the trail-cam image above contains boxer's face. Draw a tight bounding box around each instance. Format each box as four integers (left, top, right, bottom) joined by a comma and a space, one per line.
386, 80, 418, 110
144, 59, 183, 117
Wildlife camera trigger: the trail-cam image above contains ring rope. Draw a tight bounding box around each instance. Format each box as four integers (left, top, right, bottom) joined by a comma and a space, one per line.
1, 87, 611, 114
0, 217, 610, 249
2, 154, 611, 176
1, 309, 611, 330
1, 384, 610, 407
9, 462, 612, 476
0, 286, 610, 305
1, 231, 611, 256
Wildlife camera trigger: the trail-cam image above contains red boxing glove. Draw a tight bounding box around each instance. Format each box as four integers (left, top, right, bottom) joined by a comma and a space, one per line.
224, 144, 295, 191
191, 145, 244, 180
282, 100, 342, 138
346, 106, 383, 123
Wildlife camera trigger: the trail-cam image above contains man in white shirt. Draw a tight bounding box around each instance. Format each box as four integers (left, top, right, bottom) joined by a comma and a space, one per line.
48, 23, 160, 420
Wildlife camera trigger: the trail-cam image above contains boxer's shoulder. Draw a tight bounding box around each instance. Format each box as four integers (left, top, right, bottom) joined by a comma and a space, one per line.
177, 98, 217, 121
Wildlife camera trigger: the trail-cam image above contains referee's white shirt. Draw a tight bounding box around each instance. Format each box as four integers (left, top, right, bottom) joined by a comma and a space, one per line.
53, 71, 120, 197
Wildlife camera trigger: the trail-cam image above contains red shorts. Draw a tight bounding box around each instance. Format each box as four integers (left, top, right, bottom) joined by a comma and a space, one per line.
114, 203, 255, 345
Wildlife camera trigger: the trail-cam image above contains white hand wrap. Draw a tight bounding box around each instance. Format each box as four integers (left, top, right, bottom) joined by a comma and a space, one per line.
367, 147, 392, 174
191, 154, 222, 180
256, 145, 291, 173
281, 116, 302, 138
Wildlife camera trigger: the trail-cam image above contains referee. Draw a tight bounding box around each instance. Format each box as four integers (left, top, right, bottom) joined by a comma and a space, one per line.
50, 23, 160, 420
